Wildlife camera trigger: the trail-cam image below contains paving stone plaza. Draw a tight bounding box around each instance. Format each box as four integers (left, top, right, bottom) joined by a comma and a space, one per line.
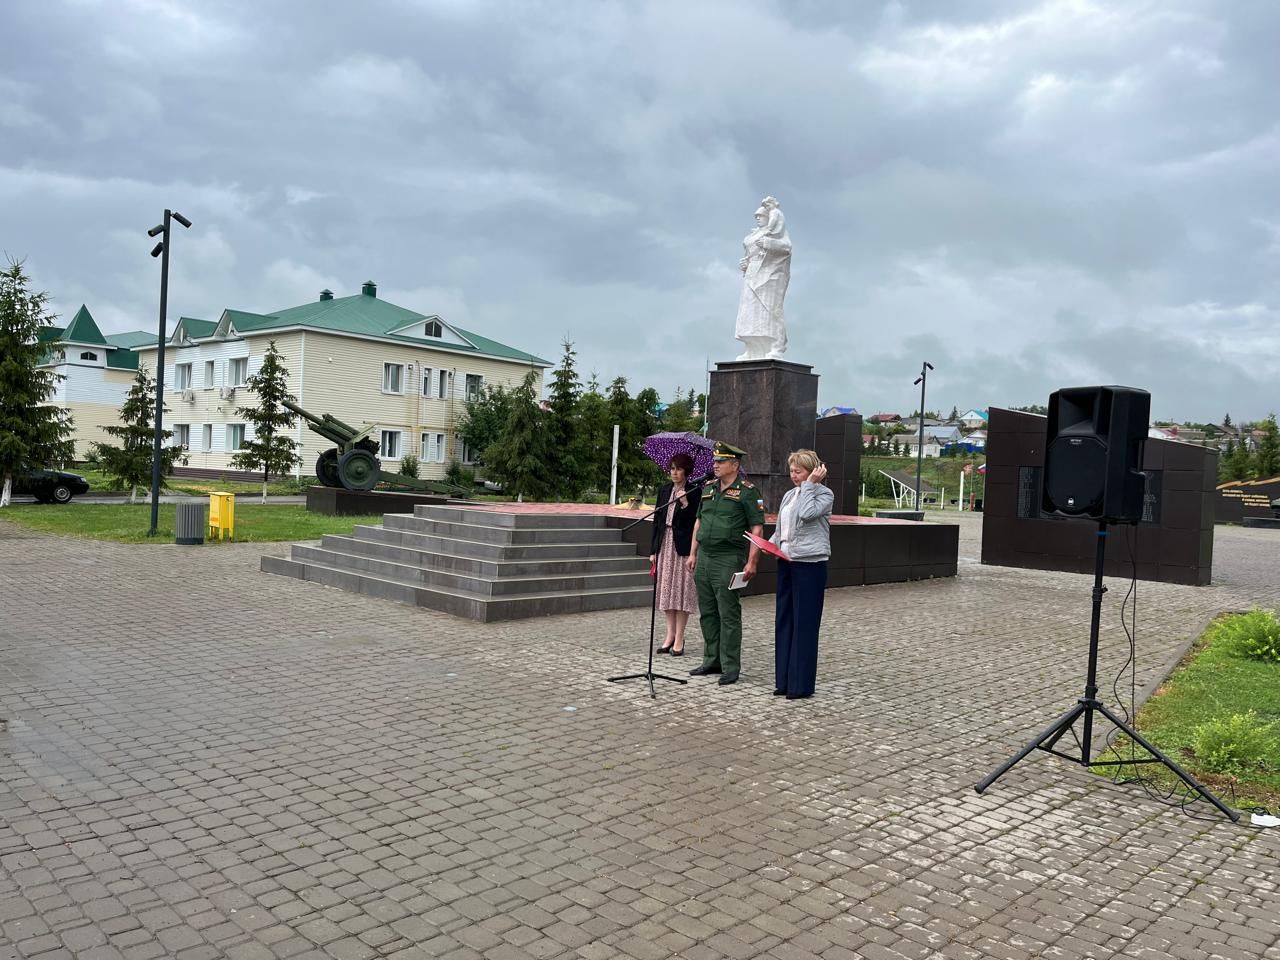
2, 515, 1278, 960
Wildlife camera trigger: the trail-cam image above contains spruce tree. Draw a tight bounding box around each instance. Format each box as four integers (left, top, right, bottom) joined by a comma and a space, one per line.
1255, 414, 1280, 479
545, 339, 585, 499
486, 371, 552, 500
230, 340, 300, 502
0, 261, 75, 507
94, 364, 185, 502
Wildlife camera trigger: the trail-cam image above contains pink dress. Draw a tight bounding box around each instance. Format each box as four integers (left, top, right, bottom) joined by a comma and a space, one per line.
655, 495, 698, 614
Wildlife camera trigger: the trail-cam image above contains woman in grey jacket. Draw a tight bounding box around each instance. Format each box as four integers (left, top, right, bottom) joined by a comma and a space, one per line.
769, 449, 834, 699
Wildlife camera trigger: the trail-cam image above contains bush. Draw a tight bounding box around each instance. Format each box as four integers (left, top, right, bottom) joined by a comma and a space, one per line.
445, 460, 475, 488
1210, 608, 1280, 664
1191, 711, 1279, 775
399, 454, 419, 479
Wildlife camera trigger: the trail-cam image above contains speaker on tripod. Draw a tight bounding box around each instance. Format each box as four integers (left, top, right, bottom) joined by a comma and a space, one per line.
977, 384, 1237, 821
1041, 385, 1149, 523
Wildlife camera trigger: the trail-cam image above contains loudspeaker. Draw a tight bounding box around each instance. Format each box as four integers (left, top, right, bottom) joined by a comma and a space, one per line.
1042, 385, 1150, 523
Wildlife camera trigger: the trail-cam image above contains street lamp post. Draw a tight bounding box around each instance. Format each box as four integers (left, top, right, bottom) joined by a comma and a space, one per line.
913, 361, 933, 511
147, 209, 192, 536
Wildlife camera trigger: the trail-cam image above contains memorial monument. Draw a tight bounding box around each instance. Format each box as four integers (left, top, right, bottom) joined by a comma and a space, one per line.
709, 197, 818, 512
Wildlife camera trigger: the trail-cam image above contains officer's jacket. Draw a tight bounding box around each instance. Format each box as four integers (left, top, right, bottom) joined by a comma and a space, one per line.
696, 476, 766, 550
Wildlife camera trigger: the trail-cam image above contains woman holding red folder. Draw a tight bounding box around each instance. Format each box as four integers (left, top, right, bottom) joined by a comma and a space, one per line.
769, 450, 834, 699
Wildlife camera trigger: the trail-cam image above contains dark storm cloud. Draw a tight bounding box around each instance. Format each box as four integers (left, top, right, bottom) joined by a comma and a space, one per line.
4, 0, 1278, 420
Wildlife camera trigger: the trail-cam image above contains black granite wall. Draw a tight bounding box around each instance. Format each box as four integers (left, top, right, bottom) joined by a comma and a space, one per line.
707, 358, 820, 513
611, 517, 958, 595
306, 487, 451, 516
981, 407, 1217, 585
1216, 476, 1280, 523
814, 413, 863, 516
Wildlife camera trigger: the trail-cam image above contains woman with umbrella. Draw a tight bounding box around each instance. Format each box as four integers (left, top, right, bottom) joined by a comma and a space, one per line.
644, 434, 712, 655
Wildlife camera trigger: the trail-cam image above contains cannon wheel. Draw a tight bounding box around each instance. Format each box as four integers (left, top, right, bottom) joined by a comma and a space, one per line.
315, 449, 342, 487
338, 449, 379, 491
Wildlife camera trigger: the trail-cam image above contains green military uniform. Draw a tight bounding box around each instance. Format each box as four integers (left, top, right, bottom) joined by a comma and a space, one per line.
694, 441, 766, 676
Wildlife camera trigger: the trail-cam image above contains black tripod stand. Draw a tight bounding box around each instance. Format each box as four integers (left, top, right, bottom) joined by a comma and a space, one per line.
975, 521, 1238, 822
608, 483, 703, 698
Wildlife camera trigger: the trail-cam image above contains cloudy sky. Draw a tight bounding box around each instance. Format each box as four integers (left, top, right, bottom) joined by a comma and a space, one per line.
5, 0, 1278, 422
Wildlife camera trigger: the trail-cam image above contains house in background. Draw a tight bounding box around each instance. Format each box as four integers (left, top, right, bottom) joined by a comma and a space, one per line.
37, 306, 155, 458
959, 409, 988, 431
132, 281, 549, 480
820, 405, 859, 418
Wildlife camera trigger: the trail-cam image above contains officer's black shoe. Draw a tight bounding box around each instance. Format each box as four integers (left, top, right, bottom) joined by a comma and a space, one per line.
689, 663, 721, 676
718, 671, 740, 686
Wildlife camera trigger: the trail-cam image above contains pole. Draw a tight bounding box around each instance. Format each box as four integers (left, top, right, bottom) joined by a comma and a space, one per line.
914, 363, 928, 511
609, 423, 620, 505
148, 209, 171, 536
959, 470, 964, 511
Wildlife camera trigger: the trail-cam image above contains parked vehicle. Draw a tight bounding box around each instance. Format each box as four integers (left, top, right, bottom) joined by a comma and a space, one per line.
13, 468, 91, 504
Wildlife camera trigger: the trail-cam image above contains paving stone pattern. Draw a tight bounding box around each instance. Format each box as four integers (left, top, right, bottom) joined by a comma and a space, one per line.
1, 515, 1278, 960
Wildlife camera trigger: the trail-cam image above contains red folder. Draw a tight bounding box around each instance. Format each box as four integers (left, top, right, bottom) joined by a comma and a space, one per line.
744, 531, 788, 560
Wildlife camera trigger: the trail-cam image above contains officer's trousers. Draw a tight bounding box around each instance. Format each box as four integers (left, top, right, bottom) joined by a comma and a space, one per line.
695, 549, 745, 673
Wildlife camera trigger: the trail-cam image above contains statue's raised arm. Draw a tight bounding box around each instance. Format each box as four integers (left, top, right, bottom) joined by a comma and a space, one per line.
734, 196, 791, 361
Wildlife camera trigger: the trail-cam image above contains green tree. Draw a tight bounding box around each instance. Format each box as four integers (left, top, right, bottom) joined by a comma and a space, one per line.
458, 384, 514, 469
1255, 414, 1280, 478
93, 364, 185, 502
948, 405, 959, 421
485, 371, 552, 500
0, 260, 75, 507
1223, 412, 1233, 431
1225, 438, 1254, 481
545, 339, 585, 499
606, 377, 653, 499
230, 340, 300, 502
575, 386, 612, 494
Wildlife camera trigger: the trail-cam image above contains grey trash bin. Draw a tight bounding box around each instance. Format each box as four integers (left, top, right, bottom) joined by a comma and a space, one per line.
176, 501, 207, 545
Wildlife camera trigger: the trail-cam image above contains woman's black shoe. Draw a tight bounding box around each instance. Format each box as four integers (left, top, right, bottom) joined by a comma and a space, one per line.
657, 644, 673, 654
670, 646, 684, 657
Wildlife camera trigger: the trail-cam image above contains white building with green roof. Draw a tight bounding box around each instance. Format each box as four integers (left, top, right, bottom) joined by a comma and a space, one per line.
132, 281, 550, 480
37, 306, 156, 459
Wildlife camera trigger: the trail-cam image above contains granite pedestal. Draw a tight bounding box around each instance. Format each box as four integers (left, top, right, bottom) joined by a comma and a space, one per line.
708, 358, 819, 512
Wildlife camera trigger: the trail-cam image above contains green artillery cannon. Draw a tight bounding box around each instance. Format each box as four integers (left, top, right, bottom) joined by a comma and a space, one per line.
283, 399, 468, 497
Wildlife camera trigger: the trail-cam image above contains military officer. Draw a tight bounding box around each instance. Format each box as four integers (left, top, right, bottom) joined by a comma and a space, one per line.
686, 440, 766, 686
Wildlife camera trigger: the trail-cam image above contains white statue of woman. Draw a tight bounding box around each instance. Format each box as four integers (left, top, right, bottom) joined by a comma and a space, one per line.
734, 196, 791, 361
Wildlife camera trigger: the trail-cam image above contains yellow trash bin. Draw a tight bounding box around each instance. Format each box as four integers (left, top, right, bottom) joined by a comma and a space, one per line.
208, 491, 235, 541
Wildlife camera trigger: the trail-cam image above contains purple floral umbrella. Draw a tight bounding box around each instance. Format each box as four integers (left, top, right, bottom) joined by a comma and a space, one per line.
643, 432, 715, 481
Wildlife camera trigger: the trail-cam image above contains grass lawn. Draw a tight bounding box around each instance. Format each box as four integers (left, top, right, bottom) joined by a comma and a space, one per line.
2, 503, 384, 544
1095, 613, 1280, 812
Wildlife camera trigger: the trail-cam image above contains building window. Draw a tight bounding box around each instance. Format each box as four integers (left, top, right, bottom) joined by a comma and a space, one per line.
172, 424, 190, 450
465, 374, 482, 402
229, 357, 248, 386
202, 424, 213, 452
421, 369, 432, 396
437, 370, 449, 399
204, 360, 215, 388
380, 430, 401, 459
424, 320, 442, 338
434, 433, 446, 463
80, 351, 98, 362
227, 424, 246, 451
383, 362, 404, 394
175, 363, 192, 389
461, 442, 478, 465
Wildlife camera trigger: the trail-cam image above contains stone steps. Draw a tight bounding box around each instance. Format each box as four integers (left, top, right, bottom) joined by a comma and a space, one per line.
261, 504, 656, 622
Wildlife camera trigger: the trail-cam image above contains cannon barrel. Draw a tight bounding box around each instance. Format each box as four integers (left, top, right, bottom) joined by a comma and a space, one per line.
283, 399, 363, 445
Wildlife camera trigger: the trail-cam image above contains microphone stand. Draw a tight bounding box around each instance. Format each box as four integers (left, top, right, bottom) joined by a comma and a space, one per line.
607, 473, 712, 698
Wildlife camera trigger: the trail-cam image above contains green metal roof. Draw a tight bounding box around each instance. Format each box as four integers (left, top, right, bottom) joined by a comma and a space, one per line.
38, 325, 64, 343
60, 305, 108, 346
139, 292, 549, 366
104, 330, 158, 349
176, 317, 217, 339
